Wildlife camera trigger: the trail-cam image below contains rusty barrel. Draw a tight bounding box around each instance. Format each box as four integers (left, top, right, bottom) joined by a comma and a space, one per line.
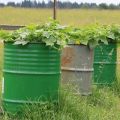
61, 44, 94, 95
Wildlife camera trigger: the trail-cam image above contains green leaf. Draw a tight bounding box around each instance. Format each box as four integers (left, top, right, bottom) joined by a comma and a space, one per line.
14, 40, 29, 45
107, 34, 115, 40
89, 40, 99, 49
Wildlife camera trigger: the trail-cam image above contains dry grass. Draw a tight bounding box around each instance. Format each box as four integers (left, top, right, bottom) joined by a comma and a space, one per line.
0, 7, 120, 26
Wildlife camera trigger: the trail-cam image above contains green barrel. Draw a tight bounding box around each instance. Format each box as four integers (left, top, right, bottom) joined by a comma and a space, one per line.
94, 43, 117, 85
2, 42, 61, 113
0, 41, 3, 82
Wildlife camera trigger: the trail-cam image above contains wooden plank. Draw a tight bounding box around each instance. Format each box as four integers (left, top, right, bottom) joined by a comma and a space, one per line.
0, 25, 25, 30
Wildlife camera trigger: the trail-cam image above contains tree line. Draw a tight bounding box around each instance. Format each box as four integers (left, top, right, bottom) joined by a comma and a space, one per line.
0, 0, 120, 9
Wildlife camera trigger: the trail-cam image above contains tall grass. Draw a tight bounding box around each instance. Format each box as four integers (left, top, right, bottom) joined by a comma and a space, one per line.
1, 85, 120, 120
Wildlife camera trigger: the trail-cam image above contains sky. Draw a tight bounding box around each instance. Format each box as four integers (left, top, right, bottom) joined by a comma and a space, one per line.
0, 0, 120, 5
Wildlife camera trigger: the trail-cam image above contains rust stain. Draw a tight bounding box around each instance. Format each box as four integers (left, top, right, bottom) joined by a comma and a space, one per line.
62, 47, 75, 66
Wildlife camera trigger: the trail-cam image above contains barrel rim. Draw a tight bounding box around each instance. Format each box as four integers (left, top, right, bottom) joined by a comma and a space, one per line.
4, 41, 46, 45
67, 43, 88, 47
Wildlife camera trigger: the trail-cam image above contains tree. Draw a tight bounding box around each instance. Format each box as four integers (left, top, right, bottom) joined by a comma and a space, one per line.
33, 0, 38, 8
7, 2, 16, 7
80, 3, 91, 9
72, 2, 79, 8
41, 0, 46, 8
109, 4, 118, 9
0, 1, 119, 9
16, 3, 21, 7
47, 0, 53, 8
99, 3, 108, 9
90, 3, 97, 9
0, 3, 5, 7
21, 0, 33, 8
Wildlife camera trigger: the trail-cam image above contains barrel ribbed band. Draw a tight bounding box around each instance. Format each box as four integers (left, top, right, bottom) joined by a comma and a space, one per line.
61, 67, 94, 72
3, 69, 61, 75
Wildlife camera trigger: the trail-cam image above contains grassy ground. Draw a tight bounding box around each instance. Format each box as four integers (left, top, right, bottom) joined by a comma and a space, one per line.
0, 7, 120, 26
0, 85, 120, 120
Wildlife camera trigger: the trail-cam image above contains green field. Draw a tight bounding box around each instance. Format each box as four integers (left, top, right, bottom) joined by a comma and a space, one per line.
1, 8, 120, 120
0, 7, 120, 26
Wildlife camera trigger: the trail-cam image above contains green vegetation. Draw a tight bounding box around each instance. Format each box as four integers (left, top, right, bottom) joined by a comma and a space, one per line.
0, 20, 70, 49
0, 85, 120, 120
70, 24, 120, 48
69, 24, 109, 48
1, 21, 120, 49
64, 23, 120, 48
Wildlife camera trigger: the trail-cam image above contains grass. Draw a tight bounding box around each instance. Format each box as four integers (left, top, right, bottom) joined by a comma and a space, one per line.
0, 7, 120, 26
0, 85, 120, 120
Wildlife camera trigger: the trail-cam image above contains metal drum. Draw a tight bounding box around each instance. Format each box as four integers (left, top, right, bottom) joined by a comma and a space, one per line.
0, 41, 3, 81
117, 43, 120, 81
94, 43, 117, 85
2, 42, 61, 113
61, 44, 94, 95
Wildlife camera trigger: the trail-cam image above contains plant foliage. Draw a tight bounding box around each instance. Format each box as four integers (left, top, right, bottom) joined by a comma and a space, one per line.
0, 20, 71, 50
68, 24, 120, 49
0, 21, 120, 49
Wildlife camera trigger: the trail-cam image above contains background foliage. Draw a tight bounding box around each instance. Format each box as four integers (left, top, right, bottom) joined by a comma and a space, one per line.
0, 0, 120, 10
